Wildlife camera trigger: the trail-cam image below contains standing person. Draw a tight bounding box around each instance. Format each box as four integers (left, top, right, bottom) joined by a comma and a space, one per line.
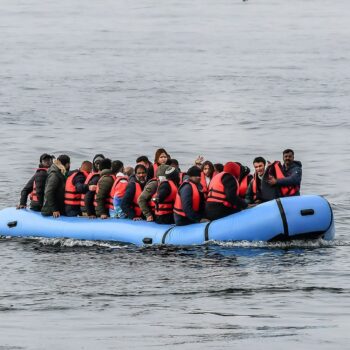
18, 153, 54, 211
153, 148, 171, 177
174, 166, 207, 226
205, 162, 247, 221
41, 155, 71, 218
121, 164, 148, 220
138, 164, 169, 222
80, 154, 105, 217
200, 160, 217, 198
245, 157, 267, 206
94, 158, 115, 219
267, 149, 302, 197
154, 167, 179, 224
64, 161, 92, 217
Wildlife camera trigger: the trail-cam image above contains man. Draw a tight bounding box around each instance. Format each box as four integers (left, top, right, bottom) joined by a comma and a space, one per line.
64, 161, 92, 217
267, 149, 302, 197
18, 153, 54, 211
136, 155, 154, 179
41, 155, 71, 218
121, 164, 148, 220
174, 166, 207, 226
205, 161, 247, 221
245, 157, 267, 206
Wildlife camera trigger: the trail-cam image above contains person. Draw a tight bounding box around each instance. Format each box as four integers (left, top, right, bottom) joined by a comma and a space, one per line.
154, 167, 179, 224
205, 161, 247, 221
214, 163, 224, 173
64, 161, 92, 217
174, 166, 207, 226
121, 164, 148, 220
109, 161, 128, 218
80, 154, 105, 217
200, 160, 217, 198
94, 158, 116, 219
138, 164, 169, 222
236, 162, 253, 198
153, 148, 170, 176
136, 155, 154, 179
124, 166, 134, 177
169, 159, 186, 184
41, 155, 71, 218
266, 149, 302, 197
245, 157, 267, 205
18, 153, 54, 211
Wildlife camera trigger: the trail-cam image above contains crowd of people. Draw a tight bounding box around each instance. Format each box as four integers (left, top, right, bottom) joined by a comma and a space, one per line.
17, 148, 302, 226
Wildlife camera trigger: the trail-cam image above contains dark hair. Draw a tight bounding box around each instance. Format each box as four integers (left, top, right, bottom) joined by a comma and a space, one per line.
135, 164, 147, 174
201, 160, 215, 178
57, 154, 70, 166
283, 149, 294, 155
253, 157, 266, 165
214, 163, 224, 173
112, 160, 124, 174
136, 155, 150, 164
154, 148, 170, 165
169, 159, 179, 167
99, 158, 112, 171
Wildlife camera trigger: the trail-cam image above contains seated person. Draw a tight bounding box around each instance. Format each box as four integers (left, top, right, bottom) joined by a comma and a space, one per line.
245, 157, 267, 206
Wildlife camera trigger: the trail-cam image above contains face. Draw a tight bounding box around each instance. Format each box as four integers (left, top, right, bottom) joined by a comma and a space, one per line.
190, 176, 201, 184
203, 165, 211, 177
283, 152, 294, 167
253, 162, 265, 176
136, 168, 147, 183
158, 153, 168, 165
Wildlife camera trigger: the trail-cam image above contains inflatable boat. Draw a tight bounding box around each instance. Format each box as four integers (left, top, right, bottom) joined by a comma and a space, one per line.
0, 195, 334, 246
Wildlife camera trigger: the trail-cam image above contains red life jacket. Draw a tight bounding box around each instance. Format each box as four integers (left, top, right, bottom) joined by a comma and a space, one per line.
29, 168, 47, 202
64, 170, 89, 206
80, 172, 99, 208
111, 175, 129, 199
238, 174, 253, 198
173, 181, 201, 217
200, 171, 218, 198
155, 180, 178, 216
207, 172, 239, 208
93, 174, 116, 210
272, 161, 300, 197
153, 163, 158, 177
179, 172, 186, 185
132, 182, 143, 218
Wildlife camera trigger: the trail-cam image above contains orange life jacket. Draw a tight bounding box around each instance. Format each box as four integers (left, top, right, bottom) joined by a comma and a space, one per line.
173, 181, 201, 217
200, 171, 218, 198
132, 182, 143, 218
29, 168, 47, 202
111, 175, 129, 199
179, 172, 186, 185
272, 161, 300, 197
80, 172, 99, 208
155, 180, 178, 216
64, 170, 89, 206
238, 174, 252, 198
93, 174, 116, 210
207, 172, 239, 208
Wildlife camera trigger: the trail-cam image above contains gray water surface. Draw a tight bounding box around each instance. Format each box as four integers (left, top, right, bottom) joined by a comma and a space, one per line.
0, 0, 349, 349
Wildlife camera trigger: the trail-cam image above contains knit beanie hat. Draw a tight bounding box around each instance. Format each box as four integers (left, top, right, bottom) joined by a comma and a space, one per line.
223, 161, 240, 179
156, 164, 170, 177
187, 166, 201, 177
165, 166, 179, 181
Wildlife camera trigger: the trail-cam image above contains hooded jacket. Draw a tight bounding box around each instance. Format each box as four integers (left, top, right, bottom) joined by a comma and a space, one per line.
95, 169, 115, 217
41, 160, 68, 216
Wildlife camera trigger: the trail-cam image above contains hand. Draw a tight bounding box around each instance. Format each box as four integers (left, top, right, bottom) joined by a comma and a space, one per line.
267, 175, 277, 186
52, 211, 61, 218
16, 205, 26, 210
100, 214, 108, 219
89, 185, 97, 191
200, 218, 210, 223
133, 217, 142, 221
195, 155, 204, 166
146, 215, 154, 222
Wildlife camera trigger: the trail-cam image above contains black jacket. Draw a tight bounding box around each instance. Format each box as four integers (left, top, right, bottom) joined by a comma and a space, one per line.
95, 169, 115, 217
121, 179, 146, 220
82, 173, 100, 216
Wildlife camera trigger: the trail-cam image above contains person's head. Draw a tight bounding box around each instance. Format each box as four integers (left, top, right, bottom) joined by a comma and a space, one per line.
214, 163, 224, 173
135, 164, 147, 184
169, 159, 180, 169
92, 154, 105, 172
80, 160, 92, 173
223, 161, 240, 180
187, 166, 202, 184
283, 149, 295, 167
136, 155, 150, 169
154, 148, 170, 165
253, 157, 266, 176
57, 154, 70, 171
156, 164, 170, 181
112, 160, 124, 174
201, 160, 215, 178
124, 166, 134, 177
39, 153, 54, 168
99, 158, 112, 171
165, 166, 180, 185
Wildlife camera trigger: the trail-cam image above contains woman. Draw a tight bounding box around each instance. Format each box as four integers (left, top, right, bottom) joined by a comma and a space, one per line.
200, 160, 217, 198
153, 148, 171, 176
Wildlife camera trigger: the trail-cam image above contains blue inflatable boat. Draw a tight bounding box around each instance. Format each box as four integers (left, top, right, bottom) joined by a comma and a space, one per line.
0, 195, 334, 246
